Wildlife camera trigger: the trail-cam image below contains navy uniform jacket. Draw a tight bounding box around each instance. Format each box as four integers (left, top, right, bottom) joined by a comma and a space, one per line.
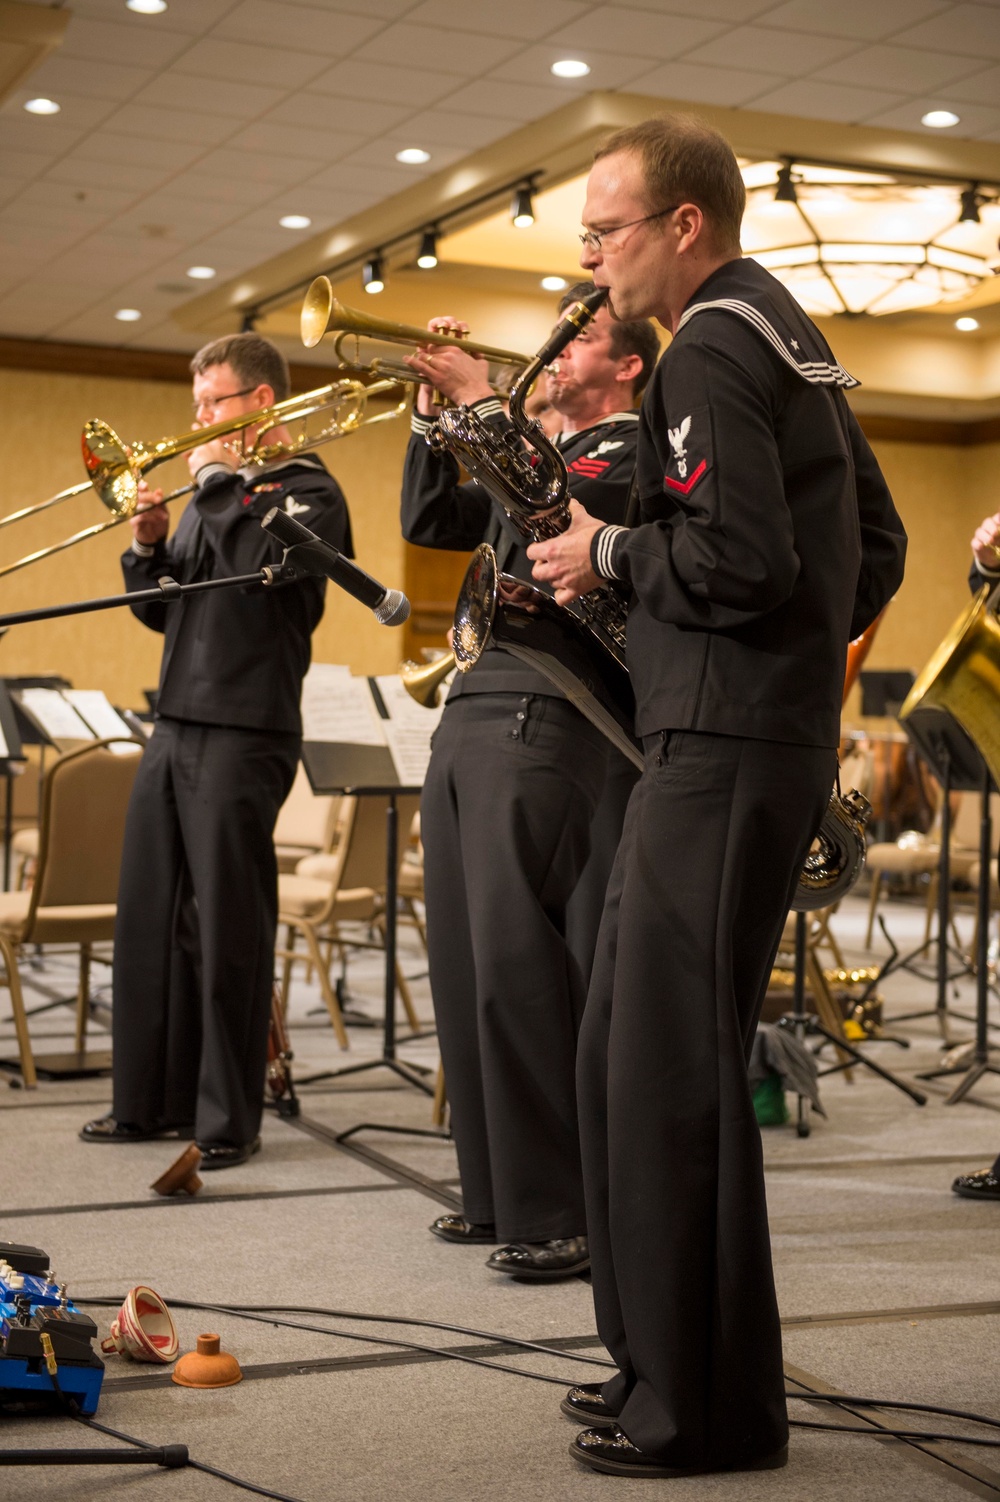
591, 258, 906, 749
122, 455, 352, 736
402, 396, 637, 700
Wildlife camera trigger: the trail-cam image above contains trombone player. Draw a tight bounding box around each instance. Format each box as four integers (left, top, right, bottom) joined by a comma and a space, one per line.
81, 332, 353, 1168
400, 286, 659, 1279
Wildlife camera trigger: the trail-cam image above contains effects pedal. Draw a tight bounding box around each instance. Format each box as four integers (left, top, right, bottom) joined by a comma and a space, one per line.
0, 1240, 104, 1414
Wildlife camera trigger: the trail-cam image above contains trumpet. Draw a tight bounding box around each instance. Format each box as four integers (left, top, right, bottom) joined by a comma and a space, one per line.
301, 277, 530, 387
0, 376, 407, 580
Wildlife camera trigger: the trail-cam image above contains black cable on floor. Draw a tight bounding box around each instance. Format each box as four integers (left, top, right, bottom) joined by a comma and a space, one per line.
789, 1419, 1000, 1448
789, 1392, 1000, 1431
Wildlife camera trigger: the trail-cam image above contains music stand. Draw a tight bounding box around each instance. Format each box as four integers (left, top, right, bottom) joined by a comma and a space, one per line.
867, 706, 987, 1040
918, 754, 1000, 1104
0, 681, 26, 892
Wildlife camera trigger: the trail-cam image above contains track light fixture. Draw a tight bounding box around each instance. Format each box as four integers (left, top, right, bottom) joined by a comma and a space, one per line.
511, 182, 535, 229
241, 309, 258, 332
417, 227, 438, 269
363, 254, 385, 294
774, 164, 798, 204
959, 185, 981, 223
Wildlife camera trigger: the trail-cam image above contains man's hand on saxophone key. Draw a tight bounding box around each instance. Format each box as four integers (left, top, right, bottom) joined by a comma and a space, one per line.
527, 499, 604, 605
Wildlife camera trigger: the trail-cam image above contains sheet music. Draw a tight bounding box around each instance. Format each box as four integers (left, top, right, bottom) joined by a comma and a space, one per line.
375, 675, 441, 785
18, 688, 95, 742
301, 663, 385, 746
65, 690, 137, 753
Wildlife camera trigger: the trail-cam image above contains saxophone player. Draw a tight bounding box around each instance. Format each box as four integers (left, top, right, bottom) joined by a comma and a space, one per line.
400, 287, 658, 1281
529, 116, 906, 1476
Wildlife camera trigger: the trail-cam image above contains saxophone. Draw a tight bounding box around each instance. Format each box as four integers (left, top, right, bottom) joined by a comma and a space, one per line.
426, 289, 869, 911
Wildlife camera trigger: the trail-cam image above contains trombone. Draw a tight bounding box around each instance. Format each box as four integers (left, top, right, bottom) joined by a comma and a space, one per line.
301, 276, 531, 385
0, 376, 407, 580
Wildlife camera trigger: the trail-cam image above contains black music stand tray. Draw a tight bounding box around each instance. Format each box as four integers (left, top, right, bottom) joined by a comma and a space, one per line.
917, 754, 1000, 1104
296, 742, 436, 1106
863, 706, 987, 1041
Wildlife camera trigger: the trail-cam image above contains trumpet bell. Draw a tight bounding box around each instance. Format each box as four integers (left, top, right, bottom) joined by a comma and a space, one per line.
301, 275, 334, 349
900, 584, 1000, 788
81, 419, 138, 517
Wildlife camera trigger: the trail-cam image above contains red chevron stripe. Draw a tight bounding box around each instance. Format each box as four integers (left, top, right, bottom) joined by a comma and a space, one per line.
663, 459, 707, 496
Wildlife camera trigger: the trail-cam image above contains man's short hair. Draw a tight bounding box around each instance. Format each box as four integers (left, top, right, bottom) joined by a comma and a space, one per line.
559, 281, 660, 401
594, 114, 745, 254
190, 332, 290, 402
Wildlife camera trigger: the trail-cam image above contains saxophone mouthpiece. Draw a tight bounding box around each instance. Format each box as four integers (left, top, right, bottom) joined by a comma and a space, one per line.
534, 286, 610, 369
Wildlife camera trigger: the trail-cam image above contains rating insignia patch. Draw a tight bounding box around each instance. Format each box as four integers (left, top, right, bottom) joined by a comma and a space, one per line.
663, 405, 711, 498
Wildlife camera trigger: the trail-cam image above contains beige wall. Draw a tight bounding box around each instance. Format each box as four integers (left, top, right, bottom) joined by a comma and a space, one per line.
1, 345, 997, 715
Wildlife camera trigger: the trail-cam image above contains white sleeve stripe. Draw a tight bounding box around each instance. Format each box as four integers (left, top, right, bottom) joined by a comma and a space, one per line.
596, 524, 627, 580
131, 539, 156, 558
471, 397, 504, 417
411, 412, 433, 435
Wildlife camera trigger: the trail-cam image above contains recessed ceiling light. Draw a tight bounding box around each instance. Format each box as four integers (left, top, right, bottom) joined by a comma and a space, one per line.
24, 97, 60, 115
921, 109, 959, 128
541, 275, 568, 291
551, 59, 590, 79
955, 316, 979, 331
279, 214, 311, 230
126, 0, 168, 12
115, 308, 142, 322
186, 265, 216, 280
396, 147, 430, 165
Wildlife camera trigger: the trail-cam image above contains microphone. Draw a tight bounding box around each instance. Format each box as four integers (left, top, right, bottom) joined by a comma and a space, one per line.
261, 508, 410, 626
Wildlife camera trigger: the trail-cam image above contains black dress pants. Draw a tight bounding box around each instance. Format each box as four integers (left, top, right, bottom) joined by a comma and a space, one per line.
577, 730, 836, 1467
566, 750, 639, 986
421, 692, 607, 1241
111, 718, 299, 1146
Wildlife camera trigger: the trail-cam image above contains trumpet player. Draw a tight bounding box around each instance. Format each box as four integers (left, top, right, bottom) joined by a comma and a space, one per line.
81, 333, 352, 1169
401, 286, 659, 1280
530, 117, 906, 1477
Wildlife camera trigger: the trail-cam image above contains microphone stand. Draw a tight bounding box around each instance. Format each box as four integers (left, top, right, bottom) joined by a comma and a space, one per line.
0, 561, 300, 631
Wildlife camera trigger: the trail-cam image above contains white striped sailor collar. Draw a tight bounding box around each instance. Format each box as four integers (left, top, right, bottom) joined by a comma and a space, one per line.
238, 453, 327, 481
554, 411, 639, 445
677, 260, 859, 390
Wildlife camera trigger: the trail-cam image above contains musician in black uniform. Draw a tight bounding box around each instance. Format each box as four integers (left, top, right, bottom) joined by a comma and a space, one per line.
951, 515, 1000, 1203
81, 333, 352, 1168
401, 288, 658, 1278
530, 117, 906, 1474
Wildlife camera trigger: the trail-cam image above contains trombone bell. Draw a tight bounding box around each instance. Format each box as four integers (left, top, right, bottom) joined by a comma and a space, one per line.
81, 419, 139, 516
900, 584, 1000, 790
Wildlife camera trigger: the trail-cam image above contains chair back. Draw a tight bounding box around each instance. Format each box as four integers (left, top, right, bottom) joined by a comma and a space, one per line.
25, 739, 144, 925
273, 761, 339, 854
298, 794, 421, 900
949, 790, 1000, 853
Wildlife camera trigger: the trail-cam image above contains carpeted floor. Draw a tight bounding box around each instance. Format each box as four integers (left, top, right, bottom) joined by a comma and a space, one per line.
1, 892, 999, 1501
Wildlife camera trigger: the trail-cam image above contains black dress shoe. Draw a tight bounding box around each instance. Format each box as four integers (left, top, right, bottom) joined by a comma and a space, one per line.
79, 1116, 190, 1144
196, 1136, 261, 1171
486, 1235, 589, 1280
560, 1383, 617, 1425
429, 1215, 497, 1244
953, 1167, 1000, 1200
570, 1425, 789, 1477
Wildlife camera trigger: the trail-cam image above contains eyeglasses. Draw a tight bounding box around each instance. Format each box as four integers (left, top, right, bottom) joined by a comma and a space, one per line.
579, 205, 679, 252
191, 385, 257, 417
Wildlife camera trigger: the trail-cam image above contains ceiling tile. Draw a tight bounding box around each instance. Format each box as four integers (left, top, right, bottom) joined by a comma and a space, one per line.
4, 91, 120, 133
64, 130, 208, 172
755, 0, 950, 39
0, 115, 92, 157
56, 0, 237, 32
815, 43, 984, 90
335, 137, 467, 173
387, 107, 522, 150
404, 0, 591, 40
97, 103, 240, 147
440, 78, 587, 119
265, 93, 412, 135
746, 78, 911, 120
946, 62, 1000, 103
617, 0, 781, 17
161, 171, 283, 208
137, 71, 287, 121
0, 147, 65, 181
211, 0, 383, 55
545, 6, 726, 59
891, 4, 1000, 58
35, 244, 158, 292
25, 54, 155, 103
626, 59, 785, 105
487, 43, 656, 88
353, 22, 526, 72
45, 157, 178, 194
684, 23, 863, 70
171, 37, 328, 88
862, 96, 1000, 132
6, 179, 139, 224
58, 16, 196, 69
116, 193, 242, 237
225, 120, 371, 162
307, 58, 464, 108
194, 145, 321, 187
303, 160, 418, 197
